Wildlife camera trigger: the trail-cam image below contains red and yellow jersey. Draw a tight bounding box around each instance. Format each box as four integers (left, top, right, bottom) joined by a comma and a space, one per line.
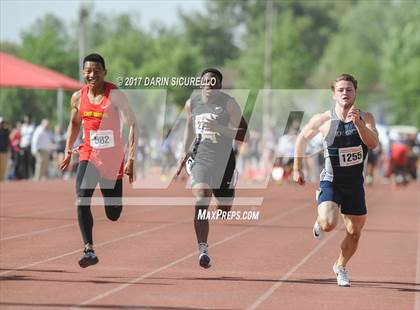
78, 82, 124, 180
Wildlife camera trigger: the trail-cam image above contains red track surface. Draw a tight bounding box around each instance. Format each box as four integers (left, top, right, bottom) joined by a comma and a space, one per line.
0, 179, 419, 309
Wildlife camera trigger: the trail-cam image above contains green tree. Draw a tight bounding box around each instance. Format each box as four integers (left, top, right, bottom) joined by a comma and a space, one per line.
315, 0, 419, 125
231, 9, 313, 89
0, 14, 78, 124
20, 14, 78, 77
207, 0, 354, 69
139, 26, 203, 105
92, 13, 153, 81
0, 41, 19, 55
86, 13, 203, 108
381, 1, 420, 126
313, 1, 394, 109
179, 9, 238, 67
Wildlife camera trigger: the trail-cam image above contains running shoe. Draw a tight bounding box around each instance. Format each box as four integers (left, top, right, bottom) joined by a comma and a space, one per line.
333, 262, 351, 287
198, 242, 211, 269
78, 248, 99, 268
312, 221, 323, 240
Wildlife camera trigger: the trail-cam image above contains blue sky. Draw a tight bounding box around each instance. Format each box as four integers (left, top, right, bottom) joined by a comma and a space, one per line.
0, 0, 205, 43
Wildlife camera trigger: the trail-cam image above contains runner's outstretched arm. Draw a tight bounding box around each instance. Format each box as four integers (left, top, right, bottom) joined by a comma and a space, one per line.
59, 91, 81, 171
293, 112, 329, 185
113, 90, 138, 183
177, 99, 194, 175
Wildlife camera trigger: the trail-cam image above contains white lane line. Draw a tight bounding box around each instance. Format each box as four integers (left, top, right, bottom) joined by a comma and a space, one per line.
0, 205, 164, 241
1, 197, 262, 241
73, 204, 309, 308
0, 207, 74, 241
0, 218, 185, 277
0, 198, 72, 209
0, 223, 75, 241
1, 207, 73, 217
247, 230, 339, 310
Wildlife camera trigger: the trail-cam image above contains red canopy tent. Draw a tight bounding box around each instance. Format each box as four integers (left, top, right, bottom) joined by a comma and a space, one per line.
0, 52, 82, 90
0, 52, 82, 127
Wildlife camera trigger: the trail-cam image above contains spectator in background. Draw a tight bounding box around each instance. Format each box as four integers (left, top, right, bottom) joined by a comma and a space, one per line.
416, 132, 420, 180
390, 139, 409, 186
246, 130, 261, 170
137, 126, 149, 179
366, 143, 382, 185
53, 125, 66, 178
379, 128, 392, 182
31, 119, 55, 181
160, 129, 177, 181
304, 134, 323, 183
261, 127, 277, 178
407, 133, 418, 180
240, 130, 261, 181
9, 121, 21, 180
19, 115, 35, 179
277, 127, 298, 181
0, 118, 11, 181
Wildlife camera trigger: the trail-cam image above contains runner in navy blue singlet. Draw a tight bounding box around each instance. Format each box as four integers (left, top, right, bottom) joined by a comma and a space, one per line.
293, 74, 379, 287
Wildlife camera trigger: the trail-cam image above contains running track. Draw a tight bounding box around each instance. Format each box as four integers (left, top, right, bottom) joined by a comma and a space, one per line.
0, 179, 419, 309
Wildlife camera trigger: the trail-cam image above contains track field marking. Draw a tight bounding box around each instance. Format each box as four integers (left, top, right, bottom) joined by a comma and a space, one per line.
247, 229, 339, 310
73, 204, 310, 308
0, 210, 185, 276
0, 205, 166, 241
1, 197, 263, 241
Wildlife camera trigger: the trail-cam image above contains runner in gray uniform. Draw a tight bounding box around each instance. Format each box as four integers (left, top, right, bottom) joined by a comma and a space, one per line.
293, 74, 379, 286
178, 68, 248, 268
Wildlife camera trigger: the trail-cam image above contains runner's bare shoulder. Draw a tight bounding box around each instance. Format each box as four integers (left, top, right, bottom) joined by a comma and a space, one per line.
310, 110, 331, 137
71, 90, 82, 111
311, 110, 331, 128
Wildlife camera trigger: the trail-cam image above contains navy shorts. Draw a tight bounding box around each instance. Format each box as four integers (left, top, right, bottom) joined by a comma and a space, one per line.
317, 181, 367, 215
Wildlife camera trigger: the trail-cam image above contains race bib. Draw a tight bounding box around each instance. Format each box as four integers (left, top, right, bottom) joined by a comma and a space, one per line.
90, 130, 115, 149
194, 113, 218, 143
338, 145, 363, 167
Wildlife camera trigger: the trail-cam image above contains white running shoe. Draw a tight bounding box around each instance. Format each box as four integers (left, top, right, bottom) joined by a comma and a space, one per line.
333, 262, 351, 287
312, 221, 323, 240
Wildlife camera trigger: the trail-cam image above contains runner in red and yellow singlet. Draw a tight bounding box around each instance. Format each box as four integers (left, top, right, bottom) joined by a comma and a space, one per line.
78, 81, 124, 180
59, 53, 137, 268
